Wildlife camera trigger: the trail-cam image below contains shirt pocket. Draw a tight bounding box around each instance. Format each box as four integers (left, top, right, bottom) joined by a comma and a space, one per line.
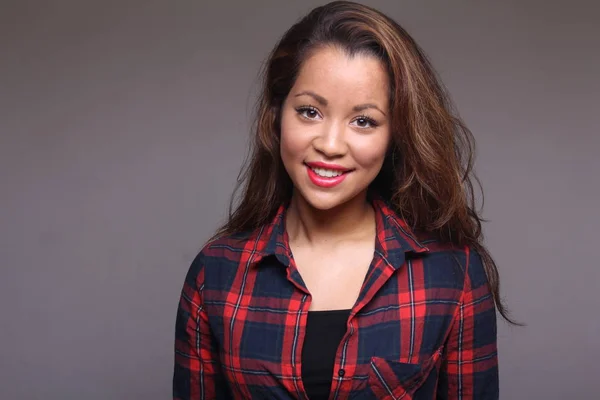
367, 347, 443, 400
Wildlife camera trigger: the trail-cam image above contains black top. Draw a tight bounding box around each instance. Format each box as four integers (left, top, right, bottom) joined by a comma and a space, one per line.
301, 309, 352, 400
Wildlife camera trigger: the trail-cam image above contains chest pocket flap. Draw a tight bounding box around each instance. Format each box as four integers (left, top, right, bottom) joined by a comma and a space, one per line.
367, 347, 443, 400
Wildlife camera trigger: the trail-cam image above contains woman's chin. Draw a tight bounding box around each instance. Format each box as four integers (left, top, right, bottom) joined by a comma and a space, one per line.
294, 189, 365, 212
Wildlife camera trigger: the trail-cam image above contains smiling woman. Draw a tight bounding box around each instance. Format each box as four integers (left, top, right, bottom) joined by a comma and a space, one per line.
281, 47, 391, 212
173, 1, 509, 399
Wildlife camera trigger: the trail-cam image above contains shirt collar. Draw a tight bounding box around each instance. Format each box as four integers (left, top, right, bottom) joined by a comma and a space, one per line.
248, 195, 429, 268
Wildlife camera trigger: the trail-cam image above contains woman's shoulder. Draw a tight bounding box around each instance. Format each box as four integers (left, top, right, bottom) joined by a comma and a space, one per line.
184, 227, 263, 281
192, 229, 256, 265
411, 233, 490, 292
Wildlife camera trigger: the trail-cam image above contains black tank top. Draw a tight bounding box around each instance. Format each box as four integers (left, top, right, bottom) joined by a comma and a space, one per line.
301, 309, 351, 399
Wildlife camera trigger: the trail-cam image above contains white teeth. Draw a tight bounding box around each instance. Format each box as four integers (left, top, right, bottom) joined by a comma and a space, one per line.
311, 167, 344, 178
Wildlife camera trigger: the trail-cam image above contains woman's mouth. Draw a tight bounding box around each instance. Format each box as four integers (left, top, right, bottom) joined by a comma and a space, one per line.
310, 167, 345, 178
305, 162, 352, 188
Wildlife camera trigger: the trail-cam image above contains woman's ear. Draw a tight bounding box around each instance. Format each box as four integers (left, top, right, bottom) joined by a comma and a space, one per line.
385, 140, 400, 169
272, 103, 282, 138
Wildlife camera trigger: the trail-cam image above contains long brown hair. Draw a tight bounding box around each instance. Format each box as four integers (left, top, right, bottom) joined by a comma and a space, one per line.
212, 1, 515, 323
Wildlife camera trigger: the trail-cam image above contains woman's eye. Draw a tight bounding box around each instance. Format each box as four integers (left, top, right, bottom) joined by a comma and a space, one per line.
352, 116, 378, 129
296, 106, 320, 120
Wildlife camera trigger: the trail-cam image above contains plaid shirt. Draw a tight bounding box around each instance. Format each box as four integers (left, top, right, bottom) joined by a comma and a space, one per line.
173, 198, 498, 399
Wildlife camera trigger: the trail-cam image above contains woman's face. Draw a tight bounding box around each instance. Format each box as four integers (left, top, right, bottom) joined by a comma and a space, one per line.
280, 45, 391, 211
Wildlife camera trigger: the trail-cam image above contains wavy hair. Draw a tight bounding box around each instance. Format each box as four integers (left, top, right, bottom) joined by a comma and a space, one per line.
211, 1, 515, 323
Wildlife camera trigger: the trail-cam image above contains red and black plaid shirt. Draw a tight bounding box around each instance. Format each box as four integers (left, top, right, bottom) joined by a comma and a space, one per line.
173, 198, 498, 399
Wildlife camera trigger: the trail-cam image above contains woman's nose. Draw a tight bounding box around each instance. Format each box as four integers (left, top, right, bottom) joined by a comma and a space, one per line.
312, 121, 348, 158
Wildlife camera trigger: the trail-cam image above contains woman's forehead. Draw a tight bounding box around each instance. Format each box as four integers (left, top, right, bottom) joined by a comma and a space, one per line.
292, 46, 390, 108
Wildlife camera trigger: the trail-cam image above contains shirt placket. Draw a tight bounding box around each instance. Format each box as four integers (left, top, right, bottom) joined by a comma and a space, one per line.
328, 251, 400, 399
283, 255, 312, 400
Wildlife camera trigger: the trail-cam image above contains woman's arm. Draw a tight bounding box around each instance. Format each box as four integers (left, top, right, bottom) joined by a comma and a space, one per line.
173, 254, 230, 399
437, 247, 499, 399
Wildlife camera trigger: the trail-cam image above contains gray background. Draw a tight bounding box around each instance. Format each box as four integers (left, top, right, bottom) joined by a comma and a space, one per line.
1, 0, 598, 399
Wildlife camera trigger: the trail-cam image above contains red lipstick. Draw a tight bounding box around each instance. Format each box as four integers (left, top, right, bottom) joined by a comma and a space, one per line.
305, 161, 350, 172
305, 162, 352, 188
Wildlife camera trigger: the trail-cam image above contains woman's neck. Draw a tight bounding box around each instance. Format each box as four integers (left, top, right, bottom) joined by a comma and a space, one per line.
285, 191, 375, 247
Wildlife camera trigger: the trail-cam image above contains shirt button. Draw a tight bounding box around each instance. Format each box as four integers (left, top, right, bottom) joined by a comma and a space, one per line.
338, 369, 345, 377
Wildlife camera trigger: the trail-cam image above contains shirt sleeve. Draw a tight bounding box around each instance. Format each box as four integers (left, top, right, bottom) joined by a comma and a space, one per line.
437, 247, 499, 399
173, 252, 230, 399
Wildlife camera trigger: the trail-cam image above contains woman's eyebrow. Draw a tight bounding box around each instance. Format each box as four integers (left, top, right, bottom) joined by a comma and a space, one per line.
294, 91, 328, 106
353, 103, 386, 116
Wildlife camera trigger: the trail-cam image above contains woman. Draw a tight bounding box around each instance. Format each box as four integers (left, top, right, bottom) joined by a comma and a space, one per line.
174, 1, 511, 399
